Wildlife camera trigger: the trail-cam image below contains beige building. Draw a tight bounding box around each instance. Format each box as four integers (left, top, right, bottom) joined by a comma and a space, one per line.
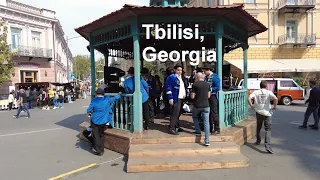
0, 0, 72, 94
188, 0, 320, 80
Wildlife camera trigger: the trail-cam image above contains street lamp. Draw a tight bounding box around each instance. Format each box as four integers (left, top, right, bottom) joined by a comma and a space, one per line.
66, 35, 82, 82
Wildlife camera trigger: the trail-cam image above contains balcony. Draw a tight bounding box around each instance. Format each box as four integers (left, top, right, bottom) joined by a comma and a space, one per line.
278, 0, 316, 13
278, 34, 316, 46
10, 45, 53, 60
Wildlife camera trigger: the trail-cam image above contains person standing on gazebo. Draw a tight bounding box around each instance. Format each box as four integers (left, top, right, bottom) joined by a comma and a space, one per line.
203, 63, 221, 135
166, 64, 188, 135
123, 67, 150, 130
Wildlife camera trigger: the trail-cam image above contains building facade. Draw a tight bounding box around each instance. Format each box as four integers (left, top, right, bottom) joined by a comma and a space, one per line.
188, 0, 320, 81
0, 0, 72, 94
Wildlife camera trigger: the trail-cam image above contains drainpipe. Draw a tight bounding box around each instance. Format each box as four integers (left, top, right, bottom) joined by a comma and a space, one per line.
52, 22, 57, 82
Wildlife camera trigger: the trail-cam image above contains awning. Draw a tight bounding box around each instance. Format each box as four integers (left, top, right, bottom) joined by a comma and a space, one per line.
275, 59, 320, 72
226, 59, 320, 73
226, 59, 296, 73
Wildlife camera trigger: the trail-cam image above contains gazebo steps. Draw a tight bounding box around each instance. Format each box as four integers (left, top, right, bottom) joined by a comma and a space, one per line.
129, 141, 240, 157
127, 153, 248, 173
131, 134, 233, 144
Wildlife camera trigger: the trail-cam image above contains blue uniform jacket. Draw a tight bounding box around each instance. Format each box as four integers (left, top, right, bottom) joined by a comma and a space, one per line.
124, 76, 149, 103
146, 75, 157, 99
86, 94, 121, 125
205, 73, 221, 98
165, 74, 187, 104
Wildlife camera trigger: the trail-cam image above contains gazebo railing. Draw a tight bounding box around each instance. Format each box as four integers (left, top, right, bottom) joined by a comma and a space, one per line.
105, 93, 134, 131
222, 89, 248, 127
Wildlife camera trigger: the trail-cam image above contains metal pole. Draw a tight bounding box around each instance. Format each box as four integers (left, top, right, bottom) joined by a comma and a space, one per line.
66, 36, 69, 83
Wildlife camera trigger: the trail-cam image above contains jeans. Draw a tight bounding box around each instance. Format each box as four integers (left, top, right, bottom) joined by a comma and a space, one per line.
67, 95, 71, 102
303, 105, 319, 128
16, 103, 30, 118
58, 98, 64, 107
53, 97, 58, 107
192, 107, 210, 143
256, 113, 272, 148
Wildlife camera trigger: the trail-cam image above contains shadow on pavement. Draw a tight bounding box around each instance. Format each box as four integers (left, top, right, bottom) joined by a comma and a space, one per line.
55, 114, 88, 131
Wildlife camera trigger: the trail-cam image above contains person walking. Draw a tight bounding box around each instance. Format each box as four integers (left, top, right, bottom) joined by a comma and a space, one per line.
299, 80, 320, 130
13, 89, 30, 118
166, 64, 188, 135
191, 72, 211, 146
123, 67, 150, 130
58, 89, 65, 108
8, 90, 15, 110
248, 80, 278, 154
86, 88, 121, 156
203, 63, 221, 135
141, 68, 156, 122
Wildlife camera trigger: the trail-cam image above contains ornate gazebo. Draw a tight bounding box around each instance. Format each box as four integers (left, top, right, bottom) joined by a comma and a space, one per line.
75, 4, 267, 133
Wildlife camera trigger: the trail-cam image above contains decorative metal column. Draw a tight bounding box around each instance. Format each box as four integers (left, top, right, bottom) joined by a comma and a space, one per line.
243, 44, 249, 119
104, 51, 109, 85
215, 21, 225, 129
89, 34, 96, 99
132, 19, 143, 132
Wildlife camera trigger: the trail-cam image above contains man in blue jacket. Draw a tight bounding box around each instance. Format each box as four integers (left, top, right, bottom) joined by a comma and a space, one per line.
203, 63, 221, 135
166, 64, 188, 135
86, 88, 121, 156
141, 68, 156, 123
123, 67, 150, 130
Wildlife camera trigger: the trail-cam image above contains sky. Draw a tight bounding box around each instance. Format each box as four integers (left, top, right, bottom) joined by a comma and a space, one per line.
16, 0, 150, 58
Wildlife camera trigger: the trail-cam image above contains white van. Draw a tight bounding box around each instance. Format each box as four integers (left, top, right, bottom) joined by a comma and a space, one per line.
238, 78, 305, 105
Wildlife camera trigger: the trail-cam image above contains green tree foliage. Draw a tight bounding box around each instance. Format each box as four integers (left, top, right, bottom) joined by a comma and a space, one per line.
0, 20, 15, 86
95, 58, 104, 80
72, 55, 90, 80
144, 61, 164, 82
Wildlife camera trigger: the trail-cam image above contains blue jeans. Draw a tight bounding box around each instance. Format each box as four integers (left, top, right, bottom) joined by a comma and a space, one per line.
16, 103, 30, 118
67, 95, 71, 102
58, 99, 64, 107
192, 107, 210, 143
53, 97, 58, 107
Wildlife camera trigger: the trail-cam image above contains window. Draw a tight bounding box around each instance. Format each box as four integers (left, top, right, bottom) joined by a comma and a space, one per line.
31, 31, 41, 48
244, 0, 255, 3
207, 0, 212, 6
11, 27, 22, 49
280, 80, 297, 87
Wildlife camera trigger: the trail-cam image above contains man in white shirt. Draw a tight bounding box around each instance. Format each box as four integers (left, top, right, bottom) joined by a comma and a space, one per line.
248, 80, 278, 154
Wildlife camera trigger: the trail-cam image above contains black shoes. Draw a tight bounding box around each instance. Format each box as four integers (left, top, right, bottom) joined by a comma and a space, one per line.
192, 131, 201, 136
253, 142, 261, 146
299, 125, 307, 129
211, 131, 220, 135
265, 146, 274, 154
300, 125, 318, 130
168, 129, 179, 135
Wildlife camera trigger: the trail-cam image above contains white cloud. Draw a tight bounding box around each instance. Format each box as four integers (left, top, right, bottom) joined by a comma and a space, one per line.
15, 0, 149, 56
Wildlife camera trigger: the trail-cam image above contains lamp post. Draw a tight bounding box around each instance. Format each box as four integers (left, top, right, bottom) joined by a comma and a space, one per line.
66, 35, 81, 82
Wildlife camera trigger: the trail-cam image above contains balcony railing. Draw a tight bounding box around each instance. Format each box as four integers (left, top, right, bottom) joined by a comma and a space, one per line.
278, 34, 316, 45
278, 0, 316, 9
10, 45, 53, 59
6, 0, 42, 15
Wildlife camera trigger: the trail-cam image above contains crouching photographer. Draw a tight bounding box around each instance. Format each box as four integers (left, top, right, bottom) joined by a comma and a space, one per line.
85, 88, 122, 156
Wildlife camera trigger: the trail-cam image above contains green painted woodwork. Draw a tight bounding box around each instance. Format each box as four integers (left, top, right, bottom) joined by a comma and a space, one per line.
243, 44, 249, 119
162, 0, 168, 6
132, 18, 143, 132
105, 93, 134, 131
92, 23, 132, 47
215, 21, 225, 130
222, 90, 248, 127
139, 16, 217, 23
89, 34, 96, 99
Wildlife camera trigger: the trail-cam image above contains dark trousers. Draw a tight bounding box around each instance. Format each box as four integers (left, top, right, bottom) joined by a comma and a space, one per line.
148, 99, 155, 122
83, 129, 93, 144
303, 105, 319, 128
256, 113, 272, 148
155, 97, 160, 114
209, 94, 219, 132
169, 99, 183, 131
8, 102, 13, 110
91, 123, 106, 154
142, 101, 150, 129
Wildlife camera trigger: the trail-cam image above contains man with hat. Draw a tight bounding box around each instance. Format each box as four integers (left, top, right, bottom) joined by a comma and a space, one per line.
86, 88, 122, 156
141, 67, 156, 123
123, 67, 150, 130
203, 63, 221, 135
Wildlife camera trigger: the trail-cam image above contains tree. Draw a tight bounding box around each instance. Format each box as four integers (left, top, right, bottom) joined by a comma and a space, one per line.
95, 58, 104, 80
72, 55, 90, 81
0, 20, 15, 86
